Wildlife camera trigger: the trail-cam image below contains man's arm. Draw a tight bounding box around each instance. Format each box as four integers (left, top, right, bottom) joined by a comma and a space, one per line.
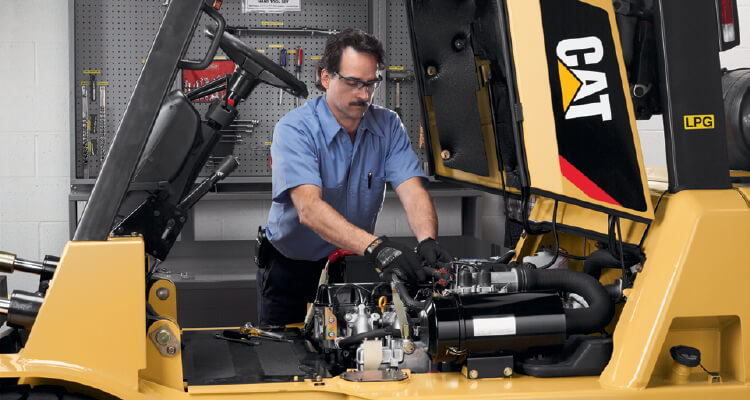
290, 184, 378, 255
394, 176, 437, 241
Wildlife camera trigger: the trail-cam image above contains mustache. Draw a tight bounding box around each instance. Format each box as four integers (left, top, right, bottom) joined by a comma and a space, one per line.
349, 100, 370, 107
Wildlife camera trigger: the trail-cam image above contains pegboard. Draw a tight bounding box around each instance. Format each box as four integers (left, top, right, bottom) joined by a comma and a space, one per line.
385, 0, 425, 167
73, 0, 426, 180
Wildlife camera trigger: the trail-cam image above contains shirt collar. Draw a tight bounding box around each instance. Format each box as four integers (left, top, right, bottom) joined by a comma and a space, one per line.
317, 95, 382, 145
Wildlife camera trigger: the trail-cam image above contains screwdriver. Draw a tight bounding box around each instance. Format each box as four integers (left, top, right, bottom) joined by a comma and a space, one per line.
278, 48, 287, 105
295, 47, 303, 108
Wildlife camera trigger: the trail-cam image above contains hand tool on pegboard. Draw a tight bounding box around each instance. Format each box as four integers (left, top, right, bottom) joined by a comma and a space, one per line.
81, 83, 90, 179
387, 69, 414, 121
278, 48, 287, 105
97, 84, 107, 167
234, 119, 260, 125
220, 134, 245, 144
294, 47, 304, 108
88, 73, 97, 102
88, 113, 98, 173
227, 25, 341, 37
182, 59, 236, 103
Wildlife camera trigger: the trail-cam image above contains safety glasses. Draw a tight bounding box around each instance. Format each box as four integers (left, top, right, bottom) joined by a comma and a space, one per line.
332, 72, 383, 91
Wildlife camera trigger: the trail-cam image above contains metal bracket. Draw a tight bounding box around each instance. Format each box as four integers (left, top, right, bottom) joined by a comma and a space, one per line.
149, 325, 180, 357
341, 369, 408, 382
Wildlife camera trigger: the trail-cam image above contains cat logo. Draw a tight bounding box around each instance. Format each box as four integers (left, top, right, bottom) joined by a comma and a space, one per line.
556, 36, 612, 121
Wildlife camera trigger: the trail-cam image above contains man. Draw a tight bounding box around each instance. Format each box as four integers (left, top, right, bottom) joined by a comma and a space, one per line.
257, 28, 451, 326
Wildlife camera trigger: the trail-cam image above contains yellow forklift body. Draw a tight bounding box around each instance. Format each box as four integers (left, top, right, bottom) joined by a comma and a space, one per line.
1, 0, 748, 398
2, 188, 750, 398
0, 238, 147, 398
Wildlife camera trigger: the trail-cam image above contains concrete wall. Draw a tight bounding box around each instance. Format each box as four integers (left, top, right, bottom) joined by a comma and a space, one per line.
0, 1, 70, 292
3, 1, 750, 291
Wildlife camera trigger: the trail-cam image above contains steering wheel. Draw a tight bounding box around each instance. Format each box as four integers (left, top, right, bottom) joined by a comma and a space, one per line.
215, 30, 309, 99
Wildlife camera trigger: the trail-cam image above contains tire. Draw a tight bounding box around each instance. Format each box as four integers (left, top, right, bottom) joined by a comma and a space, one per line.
0, 384, 99, 400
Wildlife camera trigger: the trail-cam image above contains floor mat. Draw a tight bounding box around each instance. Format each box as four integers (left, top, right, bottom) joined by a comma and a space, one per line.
181, 328, 330, 386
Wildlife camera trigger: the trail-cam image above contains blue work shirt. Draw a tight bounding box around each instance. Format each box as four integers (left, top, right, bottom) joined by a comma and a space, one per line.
265, 95, 426, 261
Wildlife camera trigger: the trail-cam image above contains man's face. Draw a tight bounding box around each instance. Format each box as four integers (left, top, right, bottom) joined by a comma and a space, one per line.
321, 47, 379, 122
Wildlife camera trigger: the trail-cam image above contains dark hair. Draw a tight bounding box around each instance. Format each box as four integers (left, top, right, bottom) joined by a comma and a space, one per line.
314, 28, 385, 91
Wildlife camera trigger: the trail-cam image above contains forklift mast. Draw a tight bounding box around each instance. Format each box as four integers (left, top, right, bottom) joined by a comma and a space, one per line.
72, 0, 219, 242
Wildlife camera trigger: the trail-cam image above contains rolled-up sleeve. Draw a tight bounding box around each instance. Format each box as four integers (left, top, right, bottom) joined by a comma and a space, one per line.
271, 119, 322, 203
384, 114, 427, 189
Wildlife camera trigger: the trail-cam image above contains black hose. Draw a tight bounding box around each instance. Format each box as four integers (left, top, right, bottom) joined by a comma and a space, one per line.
369, 282, 389, 304
338, 327, 401, 348
422, 266, 443, 279
394, 282, 427, 311
582, 249, 623, 279
582, 249, 640, 280
518, 268, 614, 335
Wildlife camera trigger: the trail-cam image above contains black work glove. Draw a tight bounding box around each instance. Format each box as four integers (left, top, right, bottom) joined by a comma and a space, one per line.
417, 237, 453, 266
365, 236, 427, 284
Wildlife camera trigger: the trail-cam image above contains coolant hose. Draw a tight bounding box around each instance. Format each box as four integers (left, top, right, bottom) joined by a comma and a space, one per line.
338, 327, 401, 348
394, 281, 427, 311
582, 249, 637, 279
518, 267, 614, 335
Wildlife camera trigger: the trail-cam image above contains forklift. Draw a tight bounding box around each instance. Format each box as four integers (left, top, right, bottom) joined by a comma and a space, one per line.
0, 0, 749, 398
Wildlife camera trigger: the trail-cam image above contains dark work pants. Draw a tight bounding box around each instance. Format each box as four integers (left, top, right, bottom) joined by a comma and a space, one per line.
256, 243, 327, 327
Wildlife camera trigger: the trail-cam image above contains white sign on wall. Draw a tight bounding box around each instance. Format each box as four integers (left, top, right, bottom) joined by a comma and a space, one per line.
242, 0, 301, 13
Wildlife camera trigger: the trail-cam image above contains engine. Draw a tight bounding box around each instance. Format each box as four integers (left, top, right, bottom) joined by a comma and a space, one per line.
306, 255, 621, 378
308, 282, 432, 373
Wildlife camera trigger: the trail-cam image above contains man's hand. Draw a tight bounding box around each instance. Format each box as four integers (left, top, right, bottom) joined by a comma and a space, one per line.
417, 237, 453, 266
366, 236, 426, 283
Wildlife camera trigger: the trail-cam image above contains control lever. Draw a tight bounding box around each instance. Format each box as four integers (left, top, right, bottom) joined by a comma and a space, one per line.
178, 155, 239, 210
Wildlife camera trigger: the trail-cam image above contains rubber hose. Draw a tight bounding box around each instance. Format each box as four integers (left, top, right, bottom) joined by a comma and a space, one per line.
394, 282, 427, 311
520, 268, 614, 335
581, 250, 622, 279
422, 266, 443, 279
338, 327, 401, 348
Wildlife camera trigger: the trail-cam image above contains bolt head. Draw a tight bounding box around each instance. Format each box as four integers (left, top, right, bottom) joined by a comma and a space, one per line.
328, 317, 335, 323
441, 150, 451, 160
156, 287, 170, 300
328, 332, 335, 337
166, 346, 177, 355
469, 369, 479, 379
504, 367, 513, 377
156, 331, 171, 345
426, 65, 437, 76
403, 342, 415, 354
453, 38, 466, 50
